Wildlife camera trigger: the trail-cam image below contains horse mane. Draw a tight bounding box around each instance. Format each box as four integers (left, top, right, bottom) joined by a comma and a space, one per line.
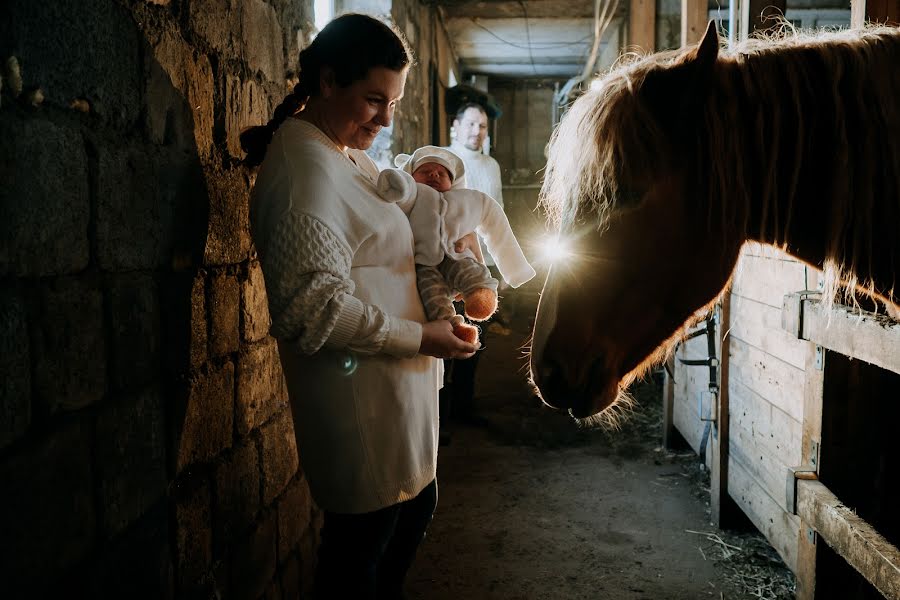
541, 25, 900, 307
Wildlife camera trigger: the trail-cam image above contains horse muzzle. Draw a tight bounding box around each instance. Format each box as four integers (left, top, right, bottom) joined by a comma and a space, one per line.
530, 349, 620, 418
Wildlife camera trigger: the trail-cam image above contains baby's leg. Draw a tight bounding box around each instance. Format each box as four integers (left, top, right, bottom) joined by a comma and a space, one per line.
443, 258, 499, 321
417, 264, 479, 343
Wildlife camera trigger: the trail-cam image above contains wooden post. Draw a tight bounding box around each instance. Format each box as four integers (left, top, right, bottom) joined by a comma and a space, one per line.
681, 0, 708, 46
852, 0, 900, 27
709, 296, 738, 527
795, 340, 825, 600
662, 355, 676, 449
629, 0, 656, 53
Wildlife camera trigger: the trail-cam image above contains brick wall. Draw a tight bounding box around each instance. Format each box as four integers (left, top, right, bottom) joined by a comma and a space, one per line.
0, 1, 321, 598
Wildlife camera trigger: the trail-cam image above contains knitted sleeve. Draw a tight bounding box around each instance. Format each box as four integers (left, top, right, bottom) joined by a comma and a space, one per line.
262, 210, 421, 357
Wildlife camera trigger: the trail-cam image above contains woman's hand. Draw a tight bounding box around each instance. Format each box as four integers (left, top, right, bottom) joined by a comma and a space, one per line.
454, 232, 484, 264
419, 320, 478, 359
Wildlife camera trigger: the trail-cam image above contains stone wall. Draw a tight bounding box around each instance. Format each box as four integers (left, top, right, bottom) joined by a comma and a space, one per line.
0, 1, 320, 598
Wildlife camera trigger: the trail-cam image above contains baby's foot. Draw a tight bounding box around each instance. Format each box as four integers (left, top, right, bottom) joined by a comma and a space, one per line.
463, 288, 498, 321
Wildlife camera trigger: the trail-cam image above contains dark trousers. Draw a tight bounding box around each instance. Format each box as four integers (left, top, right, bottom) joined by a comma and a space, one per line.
314, 479, 438, 600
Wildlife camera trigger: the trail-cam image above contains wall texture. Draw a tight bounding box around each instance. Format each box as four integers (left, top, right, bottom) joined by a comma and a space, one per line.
0, 0, 320, 597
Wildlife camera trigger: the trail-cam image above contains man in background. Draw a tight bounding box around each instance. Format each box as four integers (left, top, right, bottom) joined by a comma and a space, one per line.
443, 102, 509, 432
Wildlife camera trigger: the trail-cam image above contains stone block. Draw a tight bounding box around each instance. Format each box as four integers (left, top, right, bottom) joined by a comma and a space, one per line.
96, 144, 175, 271
209, 270, 241, 357
145, 29, 215, 160
0, 0, 142, 129
31, 277, 106, 415
159, 272, 207, 374
236, 337, 286, 435
242, 260, 272, 343
260, 409, 299, 505
230, 511, 277, 600
107, 272, 162, 390
189, 0, 242, 61
95, 387, 168, 538
173, 476, 213, 592
225, 75, 273, 160
242, 0, 284, 82
172, 361, 234, 473
277, 477, 312, 563
0, 115, 89, 276
213, 440, 260, 556
0, 286, 30, 448
0, 422, 96, 594
190, 274, 208, 369
90, 501, 175, 600
204, 166, 251, 265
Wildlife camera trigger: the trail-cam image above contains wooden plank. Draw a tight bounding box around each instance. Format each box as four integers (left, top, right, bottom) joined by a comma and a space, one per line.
729, 294, 808, 370
628, 0, 656, 53
797, 479, 900, 599
673, 331, 713, 455
727, 337, 807, 423
731, 251, 810, 309
729, 379, 803, 462
728, 382, 803, 505
729, 455, 801, 571
800, 299, 900, 376
681, 0, 708, 45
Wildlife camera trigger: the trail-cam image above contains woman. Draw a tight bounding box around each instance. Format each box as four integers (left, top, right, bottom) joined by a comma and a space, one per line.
240, 13, 478, 600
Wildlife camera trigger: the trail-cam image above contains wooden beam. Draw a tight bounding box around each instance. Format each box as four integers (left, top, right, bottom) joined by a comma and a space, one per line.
799, 300, 900, 376
852, 0, 900, 28
629, 0, 656, 53
797, 479, 900, 600
680, 0, 707, 46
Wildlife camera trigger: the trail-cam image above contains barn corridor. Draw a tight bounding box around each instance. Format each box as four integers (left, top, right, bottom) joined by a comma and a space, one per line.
406, 287, 795, 600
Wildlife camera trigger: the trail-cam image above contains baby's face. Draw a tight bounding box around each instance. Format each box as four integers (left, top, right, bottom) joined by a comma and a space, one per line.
412, 162, 452, 192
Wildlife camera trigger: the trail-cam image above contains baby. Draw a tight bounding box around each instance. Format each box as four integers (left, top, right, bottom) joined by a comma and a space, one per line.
377, 145, 536, 343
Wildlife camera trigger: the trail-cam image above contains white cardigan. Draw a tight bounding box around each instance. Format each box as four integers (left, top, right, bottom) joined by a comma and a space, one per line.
251, 119, 441, 514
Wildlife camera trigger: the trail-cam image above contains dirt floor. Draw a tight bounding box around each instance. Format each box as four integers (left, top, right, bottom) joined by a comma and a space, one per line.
406, 288, 795, 600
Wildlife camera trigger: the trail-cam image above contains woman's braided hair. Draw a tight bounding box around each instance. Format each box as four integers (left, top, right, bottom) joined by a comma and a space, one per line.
241, 13, 413, 166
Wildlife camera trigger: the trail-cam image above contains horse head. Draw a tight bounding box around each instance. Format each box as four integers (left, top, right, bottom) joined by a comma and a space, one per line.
530, 23, 745, 421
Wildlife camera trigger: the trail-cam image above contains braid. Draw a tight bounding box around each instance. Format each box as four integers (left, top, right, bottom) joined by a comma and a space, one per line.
240, 80, 308, 167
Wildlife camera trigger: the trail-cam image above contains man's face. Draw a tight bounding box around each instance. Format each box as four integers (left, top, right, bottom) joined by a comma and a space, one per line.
412, 162, 452, 192
454, 107, 488, 152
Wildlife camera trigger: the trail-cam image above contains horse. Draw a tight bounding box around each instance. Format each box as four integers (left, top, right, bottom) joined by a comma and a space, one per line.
529, 22, 900, 425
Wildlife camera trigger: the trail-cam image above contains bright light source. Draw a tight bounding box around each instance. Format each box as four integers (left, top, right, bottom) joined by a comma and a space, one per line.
538, 235, 572, 263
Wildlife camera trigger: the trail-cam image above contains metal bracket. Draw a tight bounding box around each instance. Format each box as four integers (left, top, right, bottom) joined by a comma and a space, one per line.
786, 465, 818, 514
814, 345, 824, 370
808, 440, 819, 468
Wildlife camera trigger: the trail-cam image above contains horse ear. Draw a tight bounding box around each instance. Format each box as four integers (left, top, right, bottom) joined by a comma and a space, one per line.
693, 21, 719, 69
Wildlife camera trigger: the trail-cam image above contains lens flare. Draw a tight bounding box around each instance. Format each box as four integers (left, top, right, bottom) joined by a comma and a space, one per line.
538, 235, 572, 263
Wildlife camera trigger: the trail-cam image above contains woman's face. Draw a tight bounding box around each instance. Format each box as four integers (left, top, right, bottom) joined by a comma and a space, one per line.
320, 65, 408, 150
